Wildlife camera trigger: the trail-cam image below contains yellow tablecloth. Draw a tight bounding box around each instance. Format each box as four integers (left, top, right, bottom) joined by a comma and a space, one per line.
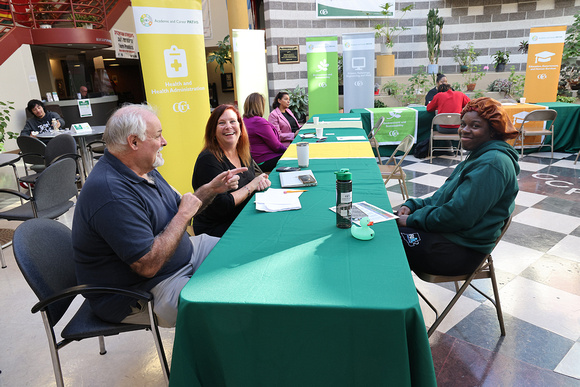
281, 141, 375, 159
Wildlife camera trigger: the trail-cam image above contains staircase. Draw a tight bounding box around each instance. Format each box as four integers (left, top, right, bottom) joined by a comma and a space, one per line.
0, 0, 131, 66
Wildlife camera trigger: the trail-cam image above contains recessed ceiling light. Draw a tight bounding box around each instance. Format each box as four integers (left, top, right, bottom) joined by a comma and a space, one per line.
109, 64, 120, 66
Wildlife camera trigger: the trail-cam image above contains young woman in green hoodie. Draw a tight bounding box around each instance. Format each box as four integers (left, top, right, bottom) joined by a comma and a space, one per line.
397, 97, 520, 276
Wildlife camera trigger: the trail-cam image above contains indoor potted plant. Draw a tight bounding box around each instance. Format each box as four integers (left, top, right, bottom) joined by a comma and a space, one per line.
206, 35, 232, 74
426, 8, 444, 75
492, 50, 510, 72
518, 40, 529, 55
563, 11, 580, 61
283, 86, 309, 123
372, 3, 414, 77
462, 65, 485, 91
452, 44, 479, 73
0, 100, 18, 152
372, 3, 414, 55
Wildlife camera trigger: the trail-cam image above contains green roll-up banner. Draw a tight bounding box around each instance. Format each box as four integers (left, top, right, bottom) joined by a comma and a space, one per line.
306, 36, 339, 116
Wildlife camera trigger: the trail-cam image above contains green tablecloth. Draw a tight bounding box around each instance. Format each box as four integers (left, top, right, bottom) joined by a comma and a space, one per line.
353, 102, 580, 156
537, 102, 580, 153
308, 112, 362, 123
169, 132, 436, 386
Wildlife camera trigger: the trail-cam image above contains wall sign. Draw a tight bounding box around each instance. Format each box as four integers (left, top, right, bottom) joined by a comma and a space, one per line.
277, 45, 300, 64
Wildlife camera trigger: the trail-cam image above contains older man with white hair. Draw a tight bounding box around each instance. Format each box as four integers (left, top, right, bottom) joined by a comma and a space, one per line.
73, 104, 246, 327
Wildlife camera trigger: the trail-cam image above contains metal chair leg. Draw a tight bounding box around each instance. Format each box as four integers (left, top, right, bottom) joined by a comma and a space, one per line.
148, 302, 170, 386
0, 246, 6, 268
98, 336, 107, 355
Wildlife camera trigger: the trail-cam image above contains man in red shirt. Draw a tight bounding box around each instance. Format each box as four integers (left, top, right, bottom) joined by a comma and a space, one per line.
427, 84, 470, 133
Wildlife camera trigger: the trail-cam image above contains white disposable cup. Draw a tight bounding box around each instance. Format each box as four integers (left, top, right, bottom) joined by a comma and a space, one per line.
313, 117, 319, 125
296, 142, 309, 168
316, 127, 323, 139
520, 98, 526, 104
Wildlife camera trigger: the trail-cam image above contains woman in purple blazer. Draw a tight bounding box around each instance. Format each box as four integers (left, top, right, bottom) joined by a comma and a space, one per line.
268, 91, 300, 147
243, 93, 288, 172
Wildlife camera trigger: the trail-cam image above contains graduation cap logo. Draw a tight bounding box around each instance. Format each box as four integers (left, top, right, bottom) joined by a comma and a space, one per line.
535, 51, 555, 64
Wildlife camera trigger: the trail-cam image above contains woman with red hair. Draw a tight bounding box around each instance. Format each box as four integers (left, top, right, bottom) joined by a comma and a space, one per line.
397, 97, 520, 275
192, 104, 271, 237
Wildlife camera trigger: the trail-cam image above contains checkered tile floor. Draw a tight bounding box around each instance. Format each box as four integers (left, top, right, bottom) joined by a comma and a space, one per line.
384, 151, 580, 384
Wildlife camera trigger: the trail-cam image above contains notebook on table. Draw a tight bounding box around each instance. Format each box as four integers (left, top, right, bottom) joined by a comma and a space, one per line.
279, 170, 318, 188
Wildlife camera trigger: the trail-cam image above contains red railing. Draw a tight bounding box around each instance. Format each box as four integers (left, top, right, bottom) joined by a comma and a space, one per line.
10, 0, 108, 29
0, 0, 127, 38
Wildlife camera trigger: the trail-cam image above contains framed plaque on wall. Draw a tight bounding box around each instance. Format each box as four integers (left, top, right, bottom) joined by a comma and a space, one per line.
277, 45, 300, 64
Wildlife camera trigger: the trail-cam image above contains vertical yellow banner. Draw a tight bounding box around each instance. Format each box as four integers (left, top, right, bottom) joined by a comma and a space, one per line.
523, 26, 567, 103
133, 0, 209, 195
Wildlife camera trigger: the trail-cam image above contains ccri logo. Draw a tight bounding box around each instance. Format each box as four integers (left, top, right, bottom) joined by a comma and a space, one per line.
319, 82, 327, 88
389, 130, 399, 137
140, 14, 153, 27
537, 73, 547, 80
354, 81, 363, 87
320, 9, 328, 15
173, 101, 190, 113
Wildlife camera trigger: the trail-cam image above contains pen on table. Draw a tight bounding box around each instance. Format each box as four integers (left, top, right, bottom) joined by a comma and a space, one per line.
284, 190, 308, 194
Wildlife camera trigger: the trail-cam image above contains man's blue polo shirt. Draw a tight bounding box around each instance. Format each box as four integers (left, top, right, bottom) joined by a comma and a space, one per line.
72, 150, 193, 323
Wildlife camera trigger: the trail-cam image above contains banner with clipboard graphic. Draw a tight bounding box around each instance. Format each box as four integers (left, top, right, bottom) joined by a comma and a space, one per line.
132, 0, 209, 195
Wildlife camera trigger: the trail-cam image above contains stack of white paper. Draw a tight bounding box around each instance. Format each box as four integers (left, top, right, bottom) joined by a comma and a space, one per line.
255, 189, 302, 212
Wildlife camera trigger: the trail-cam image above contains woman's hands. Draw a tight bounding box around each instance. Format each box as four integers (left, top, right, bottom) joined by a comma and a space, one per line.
250, 173, 271, 193
396, 205, 411, 227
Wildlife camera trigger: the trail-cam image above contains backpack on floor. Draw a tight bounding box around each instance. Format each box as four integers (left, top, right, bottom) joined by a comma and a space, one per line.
413, 139, 430, 159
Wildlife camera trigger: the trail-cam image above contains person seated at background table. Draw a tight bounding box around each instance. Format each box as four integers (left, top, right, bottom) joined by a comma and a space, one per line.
424, 73, 448, 105
397, 97, 520, 276
243, 92, 288, 173
79, 85, 88, 99
426, 83, 470, 134
21, 99, 65, 137
268, 91, 300, 146
73, 104, 245, 327
192, 104, 271, 237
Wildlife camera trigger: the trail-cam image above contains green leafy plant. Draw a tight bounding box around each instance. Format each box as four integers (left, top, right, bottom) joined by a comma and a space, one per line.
508, 66, 525, 99
462, 64, 485, 88
380, 67, 430, 106
451, 82, 462, 92
560, 61, 580, 90
374, 99, 387, 108
207, 35, 232, 74
563, 11, 580, 60
473, 90, 485, 99
0, 101, 18, 152
283, 86, 309, 123
486, 67, 524, 98
426, 9, 444, 65
556, 95, 577, 103
452, 44, 479, 68
372, 3, 414, 53
518, 40, 529, 54
487, 78, 512, 93
338, 54, 343, 85
492, 50, 510, 67
70, 13, 100, 27
381, 79, 404, 100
